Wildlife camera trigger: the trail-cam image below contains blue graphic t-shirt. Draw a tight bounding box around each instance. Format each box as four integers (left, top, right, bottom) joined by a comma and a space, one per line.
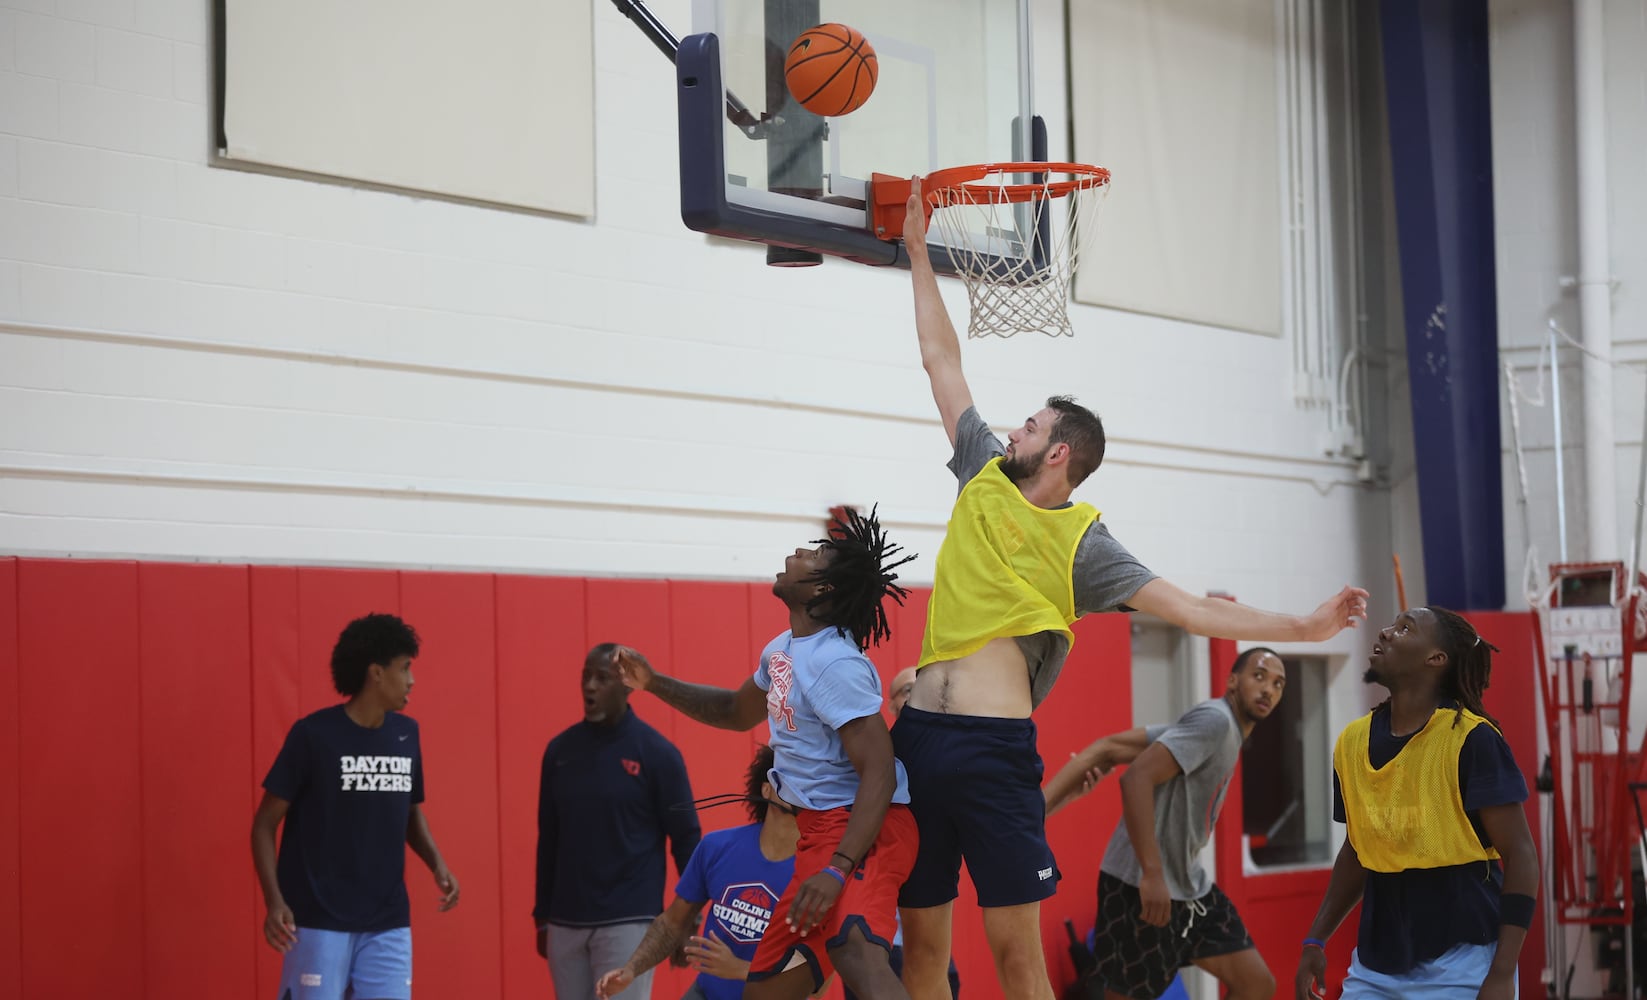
263, 704, 425, 932
753, 628, 911, 811
675, 824, 795, 1000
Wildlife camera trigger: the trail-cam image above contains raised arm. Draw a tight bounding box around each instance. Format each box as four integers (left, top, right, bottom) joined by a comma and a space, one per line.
595, 896, 706, 999
1127, 579, 1368, 643
786, 712, 898, 936
904, 180, 975, 446
1118, 742, 1185, 927
616, 646, 768, 732
1044, 726, 1152, 817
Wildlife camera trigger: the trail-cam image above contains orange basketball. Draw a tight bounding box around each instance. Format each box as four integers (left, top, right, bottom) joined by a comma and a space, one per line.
784, 23, 879, 117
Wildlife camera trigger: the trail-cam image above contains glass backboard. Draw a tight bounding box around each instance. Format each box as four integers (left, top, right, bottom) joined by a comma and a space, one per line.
678, 0, 1039, 270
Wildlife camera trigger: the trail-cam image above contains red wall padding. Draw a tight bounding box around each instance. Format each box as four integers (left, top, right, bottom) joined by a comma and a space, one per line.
17, 561, 145, 998
0, 559, 19, 1000
139, 563, 257, 997
1470, 611, 1545, 995
401, 572, 505, 999
0, 556, 1132, 998
496, 575, 588, 1000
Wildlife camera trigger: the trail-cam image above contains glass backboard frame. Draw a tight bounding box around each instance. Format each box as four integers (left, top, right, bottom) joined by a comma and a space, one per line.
676, 0, 1045, 272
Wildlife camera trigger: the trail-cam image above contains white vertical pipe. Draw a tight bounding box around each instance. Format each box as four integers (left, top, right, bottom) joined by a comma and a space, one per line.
1280, 0, 1306, 401
1299, 0, 1323, 407
1552, 327, 1571, 563
1574, 0, 1617, 560
1310, 0, 1334, 407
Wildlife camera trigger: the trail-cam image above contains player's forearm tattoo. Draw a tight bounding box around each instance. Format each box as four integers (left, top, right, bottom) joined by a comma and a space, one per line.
648, 674, 742, 727
626, 911, 689, 975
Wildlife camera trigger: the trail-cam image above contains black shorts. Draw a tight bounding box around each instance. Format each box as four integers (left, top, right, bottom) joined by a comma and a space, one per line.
1093, 871, 1253, 1000
892, 707, 1059, 909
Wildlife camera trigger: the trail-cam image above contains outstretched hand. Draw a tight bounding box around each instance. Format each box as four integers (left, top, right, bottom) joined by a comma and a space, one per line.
1300, 585, 1369, 642
612, 646, 654, 693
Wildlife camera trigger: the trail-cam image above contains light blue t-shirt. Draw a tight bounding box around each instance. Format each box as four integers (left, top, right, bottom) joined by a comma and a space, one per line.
753, 628, 911, 811
675, 823, 794, 1000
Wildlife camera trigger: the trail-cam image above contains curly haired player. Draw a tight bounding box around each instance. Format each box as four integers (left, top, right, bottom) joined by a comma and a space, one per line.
616, 507, 918, 1000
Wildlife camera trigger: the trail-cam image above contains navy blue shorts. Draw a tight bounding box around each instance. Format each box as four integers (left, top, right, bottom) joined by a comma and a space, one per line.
892, 706, 1059, 909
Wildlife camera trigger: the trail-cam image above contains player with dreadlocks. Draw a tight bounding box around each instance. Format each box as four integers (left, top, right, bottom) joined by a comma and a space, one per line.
615, 506, 919, 1000
1294, 607, 1537, 1000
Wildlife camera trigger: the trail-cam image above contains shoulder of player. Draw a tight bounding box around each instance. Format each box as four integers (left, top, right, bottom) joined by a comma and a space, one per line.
799, 640, 876, 681
1174, 699, 1232, 728
1153, 701, 1237, 748
288, 703, 352, 740
956, 404, 988, 434
1457, 714, 1514, 756
1077, 518, 1139, 556
296, 703, 345, 727
542, 721, 586, 760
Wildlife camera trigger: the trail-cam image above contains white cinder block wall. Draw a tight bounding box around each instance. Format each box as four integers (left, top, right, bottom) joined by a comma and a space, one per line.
1493, 0, 1647, 599
0, 0, 1393, 684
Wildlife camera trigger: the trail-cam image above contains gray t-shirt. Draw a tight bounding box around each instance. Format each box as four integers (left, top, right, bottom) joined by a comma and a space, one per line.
1100, 698, 1243, 899
945, 406, 1158, 706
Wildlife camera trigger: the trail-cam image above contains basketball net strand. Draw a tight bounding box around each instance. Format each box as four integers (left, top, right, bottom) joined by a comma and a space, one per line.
927, 173, 1108, 339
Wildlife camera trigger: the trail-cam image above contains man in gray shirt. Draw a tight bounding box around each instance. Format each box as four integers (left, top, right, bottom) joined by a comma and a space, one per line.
896, 179, 1368, 1000
1044, 648, 1288, 1000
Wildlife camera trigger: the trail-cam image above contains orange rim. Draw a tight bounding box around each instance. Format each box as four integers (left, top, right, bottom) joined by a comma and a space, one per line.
922, 162, 1111, 206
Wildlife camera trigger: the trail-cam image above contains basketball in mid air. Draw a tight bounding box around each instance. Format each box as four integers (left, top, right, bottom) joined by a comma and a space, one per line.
784, 23, 879, 117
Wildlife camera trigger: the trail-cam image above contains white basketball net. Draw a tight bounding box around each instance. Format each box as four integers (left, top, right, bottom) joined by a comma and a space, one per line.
926, 168, 1109, 339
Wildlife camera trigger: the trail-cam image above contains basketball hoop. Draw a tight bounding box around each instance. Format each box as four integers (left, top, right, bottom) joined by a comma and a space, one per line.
872, 162, 1110, 338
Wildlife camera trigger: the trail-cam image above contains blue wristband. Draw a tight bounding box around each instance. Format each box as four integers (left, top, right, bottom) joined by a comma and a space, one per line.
820, 866, 847, 886
1302, 937, 1326, 951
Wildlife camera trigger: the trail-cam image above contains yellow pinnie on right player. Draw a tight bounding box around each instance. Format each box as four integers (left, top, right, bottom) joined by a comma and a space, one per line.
1295, 608, 1538, 1000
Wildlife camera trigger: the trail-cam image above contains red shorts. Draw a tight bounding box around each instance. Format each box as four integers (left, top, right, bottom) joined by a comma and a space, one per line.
748, 804, 918, 989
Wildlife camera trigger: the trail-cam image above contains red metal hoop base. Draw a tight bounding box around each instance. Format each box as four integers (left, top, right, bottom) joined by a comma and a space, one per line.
869, 162, 1111, 241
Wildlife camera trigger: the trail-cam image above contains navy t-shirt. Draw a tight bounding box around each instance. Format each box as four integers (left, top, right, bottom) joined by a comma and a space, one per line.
675, 823, 796, 1000
263, 705, 425, 932
1332, 704, 1528, 974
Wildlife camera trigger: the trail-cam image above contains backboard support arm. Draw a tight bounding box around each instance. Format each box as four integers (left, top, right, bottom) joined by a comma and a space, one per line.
607, 0, 770, 137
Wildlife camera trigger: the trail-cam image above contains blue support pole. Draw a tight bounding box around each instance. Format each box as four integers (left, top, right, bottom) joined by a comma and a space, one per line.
1379, 0, 1505, 610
